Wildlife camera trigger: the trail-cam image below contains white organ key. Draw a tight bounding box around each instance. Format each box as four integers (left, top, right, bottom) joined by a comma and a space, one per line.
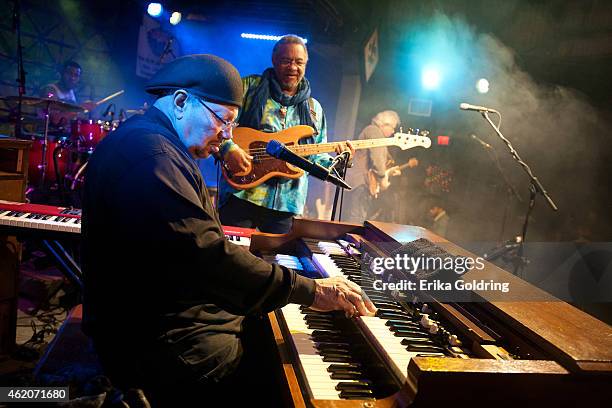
274, 254, 303, 270
357, 316, 415, 383
311, 253, 342, 278
280, 304, 346, 400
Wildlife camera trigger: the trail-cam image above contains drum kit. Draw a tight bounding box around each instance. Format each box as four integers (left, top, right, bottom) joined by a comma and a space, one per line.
0, 91, 138, 196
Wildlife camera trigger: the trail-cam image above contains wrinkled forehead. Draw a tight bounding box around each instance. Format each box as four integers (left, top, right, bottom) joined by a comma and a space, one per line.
273, 43, 308, 61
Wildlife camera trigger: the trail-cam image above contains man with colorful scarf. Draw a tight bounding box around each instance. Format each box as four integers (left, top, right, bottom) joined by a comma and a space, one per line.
218, 35, 353, 233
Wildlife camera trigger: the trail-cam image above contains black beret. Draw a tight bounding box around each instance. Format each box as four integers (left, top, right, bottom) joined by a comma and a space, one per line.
146, 54, 243, 108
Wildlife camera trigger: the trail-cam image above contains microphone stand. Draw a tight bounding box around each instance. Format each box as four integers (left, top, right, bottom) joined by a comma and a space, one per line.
479, 111, 558, 277
330, 152, 350, 222
13, 0, 26, 139
475, 136, 523, 240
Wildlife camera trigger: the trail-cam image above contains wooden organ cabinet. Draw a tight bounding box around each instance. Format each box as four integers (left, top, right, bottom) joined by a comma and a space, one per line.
0, 138, 31, 355
246, 218, 612, 407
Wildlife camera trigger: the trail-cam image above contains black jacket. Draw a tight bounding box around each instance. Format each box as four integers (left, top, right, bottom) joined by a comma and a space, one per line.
82, 106, 314, 373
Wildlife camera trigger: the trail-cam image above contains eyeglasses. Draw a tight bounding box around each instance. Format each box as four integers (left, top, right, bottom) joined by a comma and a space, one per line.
278, 58, 307, 68
195, 97, 238, 132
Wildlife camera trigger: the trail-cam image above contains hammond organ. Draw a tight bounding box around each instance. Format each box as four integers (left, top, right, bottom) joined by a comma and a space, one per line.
247, 218, 612, 407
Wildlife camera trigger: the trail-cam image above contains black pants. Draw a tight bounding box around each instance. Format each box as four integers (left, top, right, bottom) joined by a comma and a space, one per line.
219, 195, 294, 234
92, 317, 284, 407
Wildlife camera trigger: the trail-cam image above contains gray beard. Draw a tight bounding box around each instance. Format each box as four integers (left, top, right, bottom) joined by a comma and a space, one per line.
281, 82, 298, 94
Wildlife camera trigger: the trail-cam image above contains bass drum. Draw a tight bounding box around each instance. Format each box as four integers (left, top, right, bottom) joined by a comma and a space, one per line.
28, 136, 70, 186
63, 119, 121, 194
70, 119, 116, 152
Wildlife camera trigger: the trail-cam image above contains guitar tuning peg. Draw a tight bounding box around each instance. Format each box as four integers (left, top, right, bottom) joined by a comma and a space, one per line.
420, 130, 430, 137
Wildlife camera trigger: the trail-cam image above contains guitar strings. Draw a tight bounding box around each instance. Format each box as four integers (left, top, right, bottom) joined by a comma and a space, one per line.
242, 147, 339, 161
247, 151, 333, 161
228, 130, 416, 157
233, 137, 403, 161
243, 143, 393, 161
243, 141, 390, 154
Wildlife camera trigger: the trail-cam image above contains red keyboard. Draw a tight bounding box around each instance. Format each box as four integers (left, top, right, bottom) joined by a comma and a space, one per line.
0, 200, 81, 235
0, 200, 255, 246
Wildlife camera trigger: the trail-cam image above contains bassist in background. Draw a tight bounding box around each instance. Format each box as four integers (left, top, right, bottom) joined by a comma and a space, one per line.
344, 110, 418, 222
217, 35, 353, 233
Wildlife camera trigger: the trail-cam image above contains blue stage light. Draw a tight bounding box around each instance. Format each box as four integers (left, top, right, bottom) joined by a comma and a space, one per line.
421, 66, 441, 90
240, 33, 307, 44
147, 3, 163, 18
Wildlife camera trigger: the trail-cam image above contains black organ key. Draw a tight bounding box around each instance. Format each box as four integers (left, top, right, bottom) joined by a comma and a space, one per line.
327, 363, 362, 371
330, 371, 366, 380
335, 381, 373, 391
338, 389, 375, 399
405, 344, 447, 353
400, 337, 437, 345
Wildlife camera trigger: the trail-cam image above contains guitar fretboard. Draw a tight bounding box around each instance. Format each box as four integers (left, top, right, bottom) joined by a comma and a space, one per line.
287, 138, 398, 156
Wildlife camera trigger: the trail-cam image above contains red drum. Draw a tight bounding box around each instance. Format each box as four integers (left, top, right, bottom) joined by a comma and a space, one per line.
70, 119, 115, 151
28, 137, 69, 186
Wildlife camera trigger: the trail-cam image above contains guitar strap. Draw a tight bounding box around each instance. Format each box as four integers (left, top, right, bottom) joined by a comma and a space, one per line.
307, 97, 319, 137
308, 97, 317, 122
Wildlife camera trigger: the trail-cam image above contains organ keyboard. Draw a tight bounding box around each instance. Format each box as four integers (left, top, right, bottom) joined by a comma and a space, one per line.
249, 218, 612, 407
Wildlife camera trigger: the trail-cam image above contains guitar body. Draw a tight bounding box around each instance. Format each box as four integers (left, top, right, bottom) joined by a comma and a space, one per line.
367, 159, 418, 198
223, 126, 315, 190
367, 170, 380, 198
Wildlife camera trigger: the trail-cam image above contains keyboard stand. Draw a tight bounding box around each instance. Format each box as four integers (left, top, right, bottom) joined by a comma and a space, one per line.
41, 239, 83, 293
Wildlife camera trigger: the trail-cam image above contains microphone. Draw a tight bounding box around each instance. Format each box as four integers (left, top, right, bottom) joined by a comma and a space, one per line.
470, 134, 492, 149
459, 102, 499, 113
266, 140, 352, 190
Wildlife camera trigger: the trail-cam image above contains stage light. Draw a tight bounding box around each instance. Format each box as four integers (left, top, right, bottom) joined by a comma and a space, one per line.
421, 66, 441, 90
147, 3, 163, 17
169, 11, 182, 25
240, 33, 308, 43
476, 78, 490, 94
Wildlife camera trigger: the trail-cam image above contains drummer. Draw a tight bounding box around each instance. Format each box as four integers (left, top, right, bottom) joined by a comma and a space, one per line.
40, 61, 96, 126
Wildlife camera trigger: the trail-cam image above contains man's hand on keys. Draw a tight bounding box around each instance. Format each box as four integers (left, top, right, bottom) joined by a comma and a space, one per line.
310, 276, 377, 318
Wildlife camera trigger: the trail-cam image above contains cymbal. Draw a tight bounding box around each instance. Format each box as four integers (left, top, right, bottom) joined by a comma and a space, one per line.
0, 95, 84, 112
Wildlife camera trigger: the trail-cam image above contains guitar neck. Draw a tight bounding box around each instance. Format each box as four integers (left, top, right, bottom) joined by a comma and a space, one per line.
288, 138, 397, 156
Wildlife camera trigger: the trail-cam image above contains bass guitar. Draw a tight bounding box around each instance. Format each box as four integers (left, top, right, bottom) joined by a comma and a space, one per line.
223, 125, 431, 190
